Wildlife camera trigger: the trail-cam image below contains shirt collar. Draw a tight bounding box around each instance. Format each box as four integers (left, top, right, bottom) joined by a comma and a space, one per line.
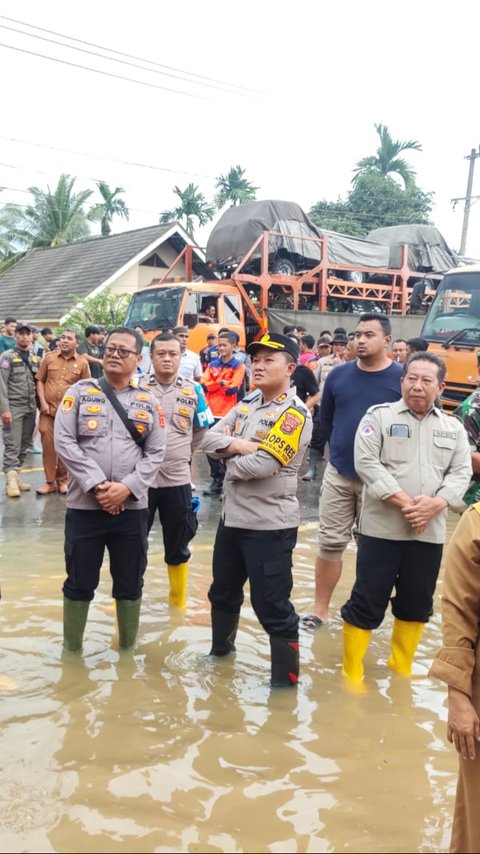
394, 398, 440, 418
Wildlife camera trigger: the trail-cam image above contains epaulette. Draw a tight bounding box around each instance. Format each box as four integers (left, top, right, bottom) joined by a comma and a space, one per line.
291, 395, 309, 416
442, 411, 464, 426
76, 378, 101, 388
242, 389, 262, 403
473, 503, 480, 517
365, 403, 394, 414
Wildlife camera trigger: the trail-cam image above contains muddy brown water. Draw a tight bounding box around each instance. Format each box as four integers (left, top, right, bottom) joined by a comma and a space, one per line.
0, 454, 459, 853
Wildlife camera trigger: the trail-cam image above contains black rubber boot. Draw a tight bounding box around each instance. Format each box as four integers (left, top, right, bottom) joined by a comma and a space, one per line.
210, 608, 239, 656
302, 447, 322, 481
270, 636, 300, 687
203, 479, 223, 496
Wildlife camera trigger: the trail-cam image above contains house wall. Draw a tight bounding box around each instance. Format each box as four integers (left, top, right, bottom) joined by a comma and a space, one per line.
109, 246, 192, 296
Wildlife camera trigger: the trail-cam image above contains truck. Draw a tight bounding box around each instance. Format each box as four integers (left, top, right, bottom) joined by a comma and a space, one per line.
124, 202, 471, 360
420, 264, 480, 409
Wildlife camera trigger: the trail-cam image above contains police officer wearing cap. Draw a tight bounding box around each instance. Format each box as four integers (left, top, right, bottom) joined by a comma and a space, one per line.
0, 322, 41, 497
202, 332, 312, 688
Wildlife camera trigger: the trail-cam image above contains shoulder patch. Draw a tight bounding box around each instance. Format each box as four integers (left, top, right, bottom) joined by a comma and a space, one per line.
0, 358, 11, 369
259, 406, 306, 466
62, 395, 75, 412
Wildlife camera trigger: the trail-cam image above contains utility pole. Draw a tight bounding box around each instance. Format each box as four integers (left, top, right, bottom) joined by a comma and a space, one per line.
458, 147, 480, 256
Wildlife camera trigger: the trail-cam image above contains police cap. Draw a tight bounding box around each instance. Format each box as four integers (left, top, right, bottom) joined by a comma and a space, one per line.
247, 332, 299, 362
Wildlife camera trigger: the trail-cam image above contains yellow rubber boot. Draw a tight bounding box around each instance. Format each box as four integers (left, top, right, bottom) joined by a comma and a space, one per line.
387, 618, 424, 676
167, 563, 189, 609
5, 471, 20, 497
342, 621, 372, 684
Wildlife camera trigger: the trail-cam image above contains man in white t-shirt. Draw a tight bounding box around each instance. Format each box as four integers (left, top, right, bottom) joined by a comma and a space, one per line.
173, 326, 202, 381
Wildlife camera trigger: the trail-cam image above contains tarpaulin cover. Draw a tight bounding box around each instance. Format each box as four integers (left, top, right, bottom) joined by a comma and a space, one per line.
366, 224, 461, 273
206, 200, 390, 269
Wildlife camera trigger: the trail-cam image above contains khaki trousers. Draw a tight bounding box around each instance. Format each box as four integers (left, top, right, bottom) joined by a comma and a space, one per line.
39, 413, 67, 484
2, 409, 36, 472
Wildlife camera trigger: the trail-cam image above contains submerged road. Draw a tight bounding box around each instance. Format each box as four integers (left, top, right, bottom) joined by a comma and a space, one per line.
0, 449, 458, 853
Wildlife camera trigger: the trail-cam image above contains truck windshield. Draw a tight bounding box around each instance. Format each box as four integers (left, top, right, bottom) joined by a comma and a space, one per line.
124, 287, 185, 332
422, 273, 480, 346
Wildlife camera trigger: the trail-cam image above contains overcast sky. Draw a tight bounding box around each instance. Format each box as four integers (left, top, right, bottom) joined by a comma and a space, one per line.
2, 0, 479, 258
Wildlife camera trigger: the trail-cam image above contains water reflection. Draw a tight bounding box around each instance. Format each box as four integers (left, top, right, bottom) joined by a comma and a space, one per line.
0, 456, 458, 852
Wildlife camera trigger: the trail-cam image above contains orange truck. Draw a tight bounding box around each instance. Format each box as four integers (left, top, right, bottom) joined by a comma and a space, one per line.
123, 279, 263, 353
421, 264, 480, 409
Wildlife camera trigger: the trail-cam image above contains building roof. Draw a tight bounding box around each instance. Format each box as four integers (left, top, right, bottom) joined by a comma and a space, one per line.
0, 223, 209, 322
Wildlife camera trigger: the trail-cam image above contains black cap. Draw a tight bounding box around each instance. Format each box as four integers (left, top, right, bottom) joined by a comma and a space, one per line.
317, 337, 332, 348
16, 322, 33, 333
332, 333, 348, 344
246, 332, 299, 362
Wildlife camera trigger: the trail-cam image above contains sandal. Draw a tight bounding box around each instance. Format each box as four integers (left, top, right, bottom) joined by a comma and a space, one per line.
300, 614, 324, 629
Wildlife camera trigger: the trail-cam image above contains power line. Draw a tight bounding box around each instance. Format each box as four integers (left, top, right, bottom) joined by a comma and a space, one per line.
0, 13, 258, 95
0, 20, 255, 97
0, 41, 210, 101
0, 135, 214, 179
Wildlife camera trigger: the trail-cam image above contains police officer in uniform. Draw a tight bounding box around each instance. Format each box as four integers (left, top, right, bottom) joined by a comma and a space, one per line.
202, 332, 312, 688
54, 327, 167, 653
0, 322, 41, 497
341, 352, 472, 685
142, 333, 214, 608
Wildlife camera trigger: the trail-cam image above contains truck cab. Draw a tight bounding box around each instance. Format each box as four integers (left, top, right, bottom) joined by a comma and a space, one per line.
421, 264, 480, 408
124, 281, 251, 352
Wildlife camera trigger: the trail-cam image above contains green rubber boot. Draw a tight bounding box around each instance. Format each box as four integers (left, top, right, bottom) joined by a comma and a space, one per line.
63, 597, 90, 653
116, 598, 142, 650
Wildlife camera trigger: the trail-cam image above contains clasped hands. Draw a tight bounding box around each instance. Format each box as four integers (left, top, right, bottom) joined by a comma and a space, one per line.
94, 481, 131, 514
400, 494, 448, 534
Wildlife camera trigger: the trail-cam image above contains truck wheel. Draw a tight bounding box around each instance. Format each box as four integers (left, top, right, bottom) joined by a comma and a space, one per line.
343, 270, 365, 283
272, 257, 296, 276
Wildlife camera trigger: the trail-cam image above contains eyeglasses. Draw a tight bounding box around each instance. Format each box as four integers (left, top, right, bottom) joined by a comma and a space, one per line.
104, 345, 138, 359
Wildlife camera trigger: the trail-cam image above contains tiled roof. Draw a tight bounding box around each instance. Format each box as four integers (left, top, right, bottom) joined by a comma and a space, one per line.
0, 223, 207, 321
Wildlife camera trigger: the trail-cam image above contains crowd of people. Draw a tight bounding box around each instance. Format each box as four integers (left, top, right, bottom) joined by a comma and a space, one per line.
2, 312, 480, 850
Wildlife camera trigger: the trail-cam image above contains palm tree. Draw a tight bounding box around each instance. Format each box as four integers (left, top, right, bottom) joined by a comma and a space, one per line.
160, 184, 215, 237
214, 165, 258, 209
0, 173, 92, 252
88, 181, 129, 236
352, 124, 422, 188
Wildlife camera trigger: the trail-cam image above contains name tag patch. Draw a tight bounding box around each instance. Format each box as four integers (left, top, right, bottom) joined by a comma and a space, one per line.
433, 430, 457, 439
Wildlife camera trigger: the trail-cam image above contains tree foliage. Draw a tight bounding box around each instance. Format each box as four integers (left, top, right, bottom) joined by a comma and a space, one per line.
160, 183, 215, 236
88, 181, 129, 236
0, 174, 92, 253
310, 172, 433, 236
352, 123, 422, 188
214, 165, 258, 209
63, 289, 132, 331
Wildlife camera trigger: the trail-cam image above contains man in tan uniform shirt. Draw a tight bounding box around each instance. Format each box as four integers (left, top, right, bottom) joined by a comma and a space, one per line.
36, 329, 90, 494
341, 352, 471, 685
429, 505, 480, 853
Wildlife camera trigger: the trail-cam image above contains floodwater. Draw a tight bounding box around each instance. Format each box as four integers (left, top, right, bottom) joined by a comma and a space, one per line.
0, 452, 459, 854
